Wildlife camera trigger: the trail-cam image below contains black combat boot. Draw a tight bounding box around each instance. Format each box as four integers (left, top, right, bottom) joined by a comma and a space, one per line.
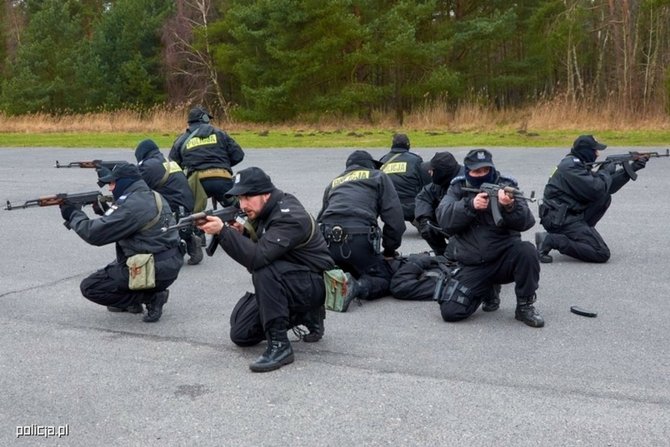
535, 232, 553, 264
186, 234, 204, 265
482, 284, 501, 312
515, 294, 544, 328
249, 319, 294, 372
341, 273, 369, 312
143, 290, 169, 323
302, 305, 325, 343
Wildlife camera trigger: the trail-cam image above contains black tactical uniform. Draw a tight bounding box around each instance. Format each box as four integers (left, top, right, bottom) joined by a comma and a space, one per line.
537, 135, 646, 263
135, 139, 202, 265
318, 150, 406, 302
169, 106, 244, 210
389, 253, 452, 301
215, 167, 334, 372
60, 163, 183, 323
379, 134, 430, 223
436, 149, 543, 327
414, 152, 462, 256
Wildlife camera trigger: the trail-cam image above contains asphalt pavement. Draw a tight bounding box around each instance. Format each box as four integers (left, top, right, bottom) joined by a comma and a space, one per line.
0, 146, 668, 446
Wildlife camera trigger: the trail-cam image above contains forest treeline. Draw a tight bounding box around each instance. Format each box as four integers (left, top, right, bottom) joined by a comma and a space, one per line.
1, 0, 670, 124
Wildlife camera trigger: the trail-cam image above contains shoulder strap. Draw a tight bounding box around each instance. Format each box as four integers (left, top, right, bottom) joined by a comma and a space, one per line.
380, 153, 402, 172
141, 192, 164, 231
180, 127, 201, 159
295, 214, 316, 249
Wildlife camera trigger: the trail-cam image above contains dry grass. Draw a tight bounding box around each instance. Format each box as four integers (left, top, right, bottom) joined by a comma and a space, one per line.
1, 96, 668, 133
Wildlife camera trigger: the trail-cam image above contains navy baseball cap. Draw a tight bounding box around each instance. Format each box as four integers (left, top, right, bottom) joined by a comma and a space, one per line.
572, 135, 607, 152
463, 149, 494, 170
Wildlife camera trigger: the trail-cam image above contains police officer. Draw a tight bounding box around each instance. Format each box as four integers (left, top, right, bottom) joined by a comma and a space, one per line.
59, 163, 184, 323
536, 135, 647, 263
379, 134, 429, 225
135, 139, 202, 265
414, 151, 463, 256
169, 106, 245, 212
436, 149, 543, 327
317, 150, 406, 309
198, 167, 334, 372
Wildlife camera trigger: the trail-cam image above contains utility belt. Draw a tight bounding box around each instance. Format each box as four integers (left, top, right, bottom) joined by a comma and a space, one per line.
320, 223, 381, 255
191, 167, 233, 179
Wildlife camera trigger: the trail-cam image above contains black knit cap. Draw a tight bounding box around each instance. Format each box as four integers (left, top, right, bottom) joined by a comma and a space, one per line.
225, 167, 275, 198
346, 150, 383, 169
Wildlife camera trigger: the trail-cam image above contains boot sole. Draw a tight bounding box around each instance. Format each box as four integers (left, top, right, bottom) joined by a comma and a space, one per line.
515, 315, 545, 327
249, 353, 295, 372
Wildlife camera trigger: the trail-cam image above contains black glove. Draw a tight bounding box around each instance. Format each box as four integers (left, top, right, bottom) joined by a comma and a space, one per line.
92, 196, 110, 216
419, 219, 441, 240
59, 202, 80, 221
632, 157, 648, 172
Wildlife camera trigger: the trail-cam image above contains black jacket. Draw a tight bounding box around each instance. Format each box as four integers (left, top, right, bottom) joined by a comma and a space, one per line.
219, 189, 334, 273
436, 173, 535, 265
138, 151, 195, 214
541, 154, 629, 226
169, 123, 244, 174
379, 147, 429, 218
415, 165, 465, 223
317, 163, 406, 255
66, 180, 181, 263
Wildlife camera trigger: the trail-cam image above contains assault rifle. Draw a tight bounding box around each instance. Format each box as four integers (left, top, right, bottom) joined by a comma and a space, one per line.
461, 183, 536, 227
55, 160, 126, 169
4, 190, 111, 211
587, 149, 669, 181
161, 206, 246, 256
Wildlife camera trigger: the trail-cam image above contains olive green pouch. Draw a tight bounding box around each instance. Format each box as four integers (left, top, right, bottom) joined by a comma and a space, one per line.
126, 253, 156, 290
323, 268, 348, 312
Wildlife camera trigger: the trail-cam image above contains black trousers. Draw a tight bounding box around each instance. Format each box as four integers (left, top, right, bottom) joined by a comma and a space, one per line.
229, 260, 325, 347
80, 254, 183, 308
326, 232, 392, 300
439, 240, 540, 321
544, 194, 611, 263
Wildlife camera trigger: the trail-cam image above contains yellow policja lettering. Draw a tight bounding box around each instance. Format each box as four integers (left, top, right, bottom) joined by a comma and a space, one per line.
186, 134, 217, 150
331, 170, 370, 188
381, 162, 407, 174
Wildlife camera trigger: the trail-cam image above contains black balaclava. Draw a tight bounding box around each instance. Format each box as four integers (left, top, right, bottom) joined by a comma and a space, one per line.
570, 146, 597, 164
112, 177, 139, 200
465, 167, 496, 188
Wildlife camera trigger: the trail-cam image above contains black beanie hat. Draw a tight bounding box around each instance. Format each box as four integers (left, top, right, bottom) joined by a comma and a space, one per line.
134, 139, 160, 162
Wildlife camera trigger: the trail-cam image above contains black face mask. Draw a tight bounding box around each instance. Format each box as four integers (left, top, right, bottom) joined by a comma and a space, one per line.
112, 177, 137, 200
465, 168, 496, 188
571, 147, 597, 164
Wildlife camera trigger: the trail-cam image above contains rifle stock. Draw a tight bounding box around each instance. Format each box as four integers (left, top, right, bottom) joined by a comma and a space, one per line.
55, 160, 127, 169
4, 190, 111, 210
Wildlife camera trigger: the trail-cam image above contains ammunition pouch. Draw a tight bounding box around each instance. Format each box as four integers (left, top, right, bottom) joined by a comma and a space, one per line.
126, 253, 156, 290
539, 200, 570, 229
